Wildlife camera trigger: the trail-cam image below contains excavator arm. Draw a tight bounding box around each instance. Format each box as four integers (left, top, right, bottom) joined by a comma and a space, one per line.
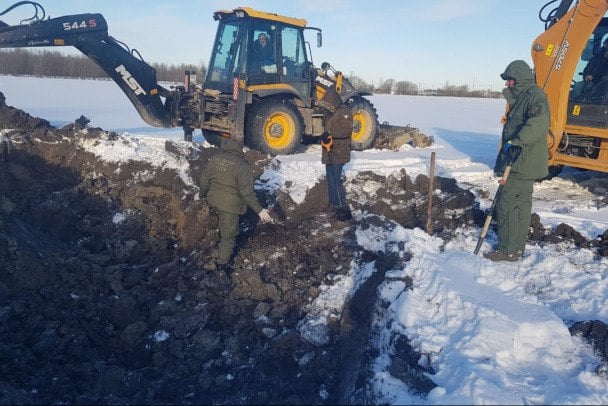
0, 2, 183, 129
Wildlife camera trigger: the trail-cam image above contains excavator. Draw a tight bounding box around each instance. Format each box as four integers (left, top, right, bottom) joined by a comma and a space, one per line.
0, 1, 386, 155
533, 0, 608, 175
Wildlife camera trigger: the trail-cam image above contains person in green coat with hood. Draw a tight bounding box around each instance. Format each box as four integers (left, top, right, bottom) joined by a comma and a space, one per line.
199, 138, 273, 271
484, 60, 550, 262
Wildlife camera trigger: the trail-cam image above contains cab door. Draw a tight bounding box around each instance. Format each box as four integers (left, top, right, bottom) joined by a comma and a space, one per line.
279, 25, 312, 100
206, 20, 245, 93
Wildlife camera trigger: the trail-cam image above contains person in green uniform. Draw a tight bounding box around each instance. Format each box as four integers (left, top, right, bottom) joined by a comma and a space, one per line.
484, 60, 550, 262
199, 138, 273, 271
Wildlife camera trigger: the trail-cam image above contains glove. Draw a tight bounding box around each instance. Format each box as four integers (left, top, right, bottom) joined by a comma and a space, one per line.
501, 140, 512, 154
320, 132, 331, 144
258, 208, 274, 224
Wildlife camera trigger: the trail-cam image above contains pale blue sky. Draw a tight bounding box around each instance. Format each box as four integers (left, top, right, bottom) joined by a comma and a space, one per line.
5, 1, 552, 90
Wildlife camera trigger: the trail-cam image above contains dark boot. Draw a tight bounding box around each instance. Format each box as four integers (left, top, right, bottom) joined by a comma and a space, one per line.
335, 206, 352, 221
483, 250, 521, 262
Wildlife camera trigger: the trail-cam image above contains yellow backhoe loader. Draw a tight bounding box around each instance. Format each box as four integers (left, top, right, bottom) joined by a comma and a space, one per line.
0, 2, 402, 155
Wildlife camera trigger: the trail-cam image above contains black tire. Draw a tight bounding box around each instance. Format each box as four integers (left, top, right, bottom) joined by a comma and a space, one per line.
548, 164, 563, 178
537, 165, 563, 182
349, 96, 379, 151
245, 98, 304, 155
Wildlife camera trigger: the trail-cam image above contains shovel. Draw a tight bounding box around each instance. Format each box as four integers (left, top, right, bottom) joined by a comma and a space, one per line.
474, 145, 522, 255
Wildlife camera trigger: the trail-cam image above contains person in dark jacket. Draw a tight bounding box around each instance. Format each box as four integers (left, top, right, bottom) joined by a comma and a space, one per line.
319, 88, 354, 222
484, 60, 550, 262
199, 138, 273, 271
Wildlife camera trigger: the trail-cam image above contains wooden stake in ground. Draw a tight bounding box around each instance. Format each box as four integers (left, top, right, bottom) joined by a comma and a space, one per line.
426, 151, 436, 235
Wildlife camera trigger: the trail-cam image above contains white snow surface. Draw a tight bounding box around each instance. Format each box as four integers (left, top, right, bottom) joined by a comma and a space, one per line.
2, 75, 608, 404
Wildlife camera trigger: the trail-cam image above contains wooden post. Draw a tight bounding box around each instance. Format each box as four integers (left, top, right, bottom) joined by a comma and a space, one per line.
426, 152, 436, 235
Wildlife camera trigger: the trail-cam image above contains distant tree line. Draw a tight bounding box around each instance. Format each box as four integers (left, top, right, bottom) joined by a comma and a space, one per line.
0, 49, 205, 84
0, 49, 501, 98
347, 75, 502, 98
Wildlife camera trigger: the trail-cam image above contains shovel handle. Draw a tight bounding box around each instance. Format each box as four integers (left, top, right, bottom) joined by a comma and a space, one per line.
500, 166, 511, 184
474, 163, 514, 255
474, 214, 493, 254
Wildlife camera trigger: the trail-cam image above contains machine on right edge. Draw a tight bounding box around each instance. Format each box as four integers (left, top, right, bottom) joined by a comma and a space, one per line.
533, 0, 608, 176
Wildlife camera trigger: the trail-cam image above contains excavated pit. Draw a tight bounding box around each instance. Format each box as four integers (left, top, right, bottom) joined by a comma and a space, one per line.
1, 92, 607, 404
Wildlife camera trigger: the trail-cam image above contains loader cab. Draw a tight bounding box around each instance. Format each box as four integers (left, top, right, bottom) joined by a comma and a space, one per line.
206, 7, 314, 100
532, 1, 608, 172
566, 19, 608, 137
551, 15, 608, 166
568, 21, 608, 106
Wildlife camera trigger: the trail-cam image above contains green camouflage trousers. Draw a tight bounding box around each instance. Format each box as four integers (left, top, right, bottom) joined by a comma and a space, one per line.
495, 176, 534, 255
215, 209, 240, 265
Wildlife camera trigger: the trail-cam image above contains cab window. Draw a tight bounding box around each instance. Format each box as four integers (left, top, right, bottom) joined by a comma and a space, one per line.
208, 21, 240, 84
281, 26, 307, 80
249, 24, 277, 73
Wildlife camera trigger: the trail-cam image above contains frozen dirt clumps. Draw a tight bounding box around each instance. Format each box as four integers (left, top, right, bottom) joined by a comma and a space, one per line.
1, 91, 606, 404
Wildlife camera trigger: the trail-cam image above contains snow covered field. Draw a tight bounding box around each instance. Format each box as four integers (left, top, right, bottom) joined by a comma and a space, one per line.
2, 74, 608, 404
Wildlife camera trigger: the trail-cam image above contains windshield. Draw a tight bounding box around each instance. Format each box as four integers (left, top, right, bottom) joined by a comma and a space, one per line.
207, 21, 243, 87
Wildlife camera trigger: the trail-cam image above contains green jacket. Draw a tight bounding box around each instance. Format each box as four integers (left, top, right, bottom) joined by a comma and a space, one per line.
494, 60, 550, 180
199, 139, 263, 215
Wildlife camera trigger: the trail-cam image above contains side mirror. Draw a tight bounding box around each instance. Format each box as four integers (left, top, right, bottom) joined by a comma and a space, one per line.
317, 32, 322, 47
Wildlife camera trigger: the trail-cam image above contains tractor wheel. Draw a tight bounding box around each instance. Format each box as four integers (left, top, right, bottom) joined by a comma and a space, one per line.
547, 164, 563, 178
246, 98, 304, 156
537, 164, 563, 182
349, 96, 379, 151
536, 165, 564, 182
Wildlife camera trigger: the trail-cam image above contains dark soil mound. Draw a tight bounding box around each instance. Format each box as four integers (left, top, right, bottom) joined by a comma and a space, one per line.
0, 93, 49, 130
0, 90, 605, 404
373, 123, 434, 149
570, 320, 608, 367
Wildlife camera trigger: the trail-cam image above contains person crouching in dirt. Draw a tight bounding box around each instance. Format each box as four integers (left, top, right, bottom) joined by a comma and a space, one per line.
484, 60, 549, 262
319, 88, 354, 222
199, 137, 273, 271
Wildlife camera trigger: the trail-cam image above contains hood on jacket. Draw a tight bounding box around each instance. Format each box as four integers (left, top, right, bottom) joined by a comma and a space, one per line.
220, 138, 244, 154
500, 60, 535, 86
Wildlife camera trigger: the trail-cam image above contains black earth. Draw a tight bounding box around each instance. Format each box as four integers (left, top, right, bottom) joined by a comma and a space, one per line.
1, 92, 607, 404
